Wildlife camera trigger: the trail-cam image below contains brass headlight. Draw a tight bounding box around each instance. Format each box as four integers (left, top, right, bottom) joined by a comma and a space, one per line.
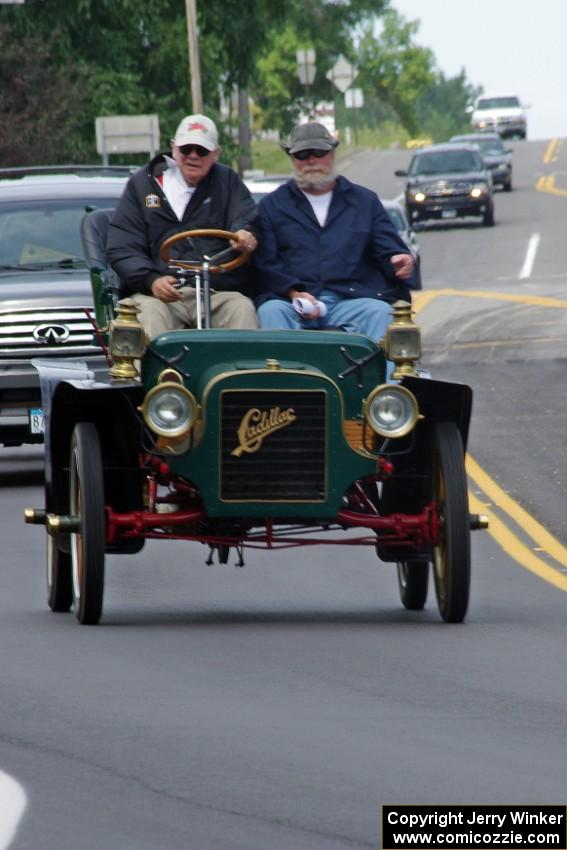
141, 382, 197, 438
383, 301, 421, 379
364, 384, 419, 439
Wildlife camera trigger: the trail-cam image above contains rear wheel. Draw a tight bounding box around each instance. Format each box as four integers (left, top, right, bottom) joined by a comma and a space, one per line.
70, 423, 106, 625
431, 422, 470, 623
397, 560, 429, 610
47, 535, 72, 612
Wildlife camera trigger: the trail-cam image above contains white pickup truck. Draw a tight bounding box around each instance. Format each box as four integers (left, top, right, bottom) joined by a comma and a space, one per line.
467, 93, 528, 140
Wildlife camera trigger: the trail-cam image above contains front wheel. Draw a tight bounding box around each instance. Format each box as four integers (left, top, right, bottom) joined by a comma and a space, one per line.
431, 422, 471, 623
47, 534, 72, 612
70, 423, 106, 625
483, 206, 495, 227
397, 560, 429, 610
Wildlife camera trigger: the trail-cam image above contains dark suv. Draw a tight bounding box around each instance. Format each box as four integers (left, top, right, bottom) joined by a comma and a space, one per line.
0, 166, 130, 446
449, 133, 513, 191
395, 143, 495, 228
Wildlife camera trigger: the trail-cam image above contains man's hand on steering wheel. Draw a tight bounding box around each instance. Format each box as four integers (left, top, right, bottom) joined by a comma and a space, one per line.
230, 229, 257, 253
151, 275, 182, 302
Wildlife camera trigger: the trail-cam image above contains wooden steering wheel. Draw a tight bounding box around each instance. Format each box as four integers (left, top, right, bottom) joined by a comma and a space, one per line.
159, 229, 251, 274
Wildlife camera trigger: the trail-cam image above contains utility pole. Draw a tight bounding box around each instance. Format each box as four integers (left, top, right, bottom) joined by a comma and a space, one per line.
238, 88, 252, 175
185, 0, 203, 113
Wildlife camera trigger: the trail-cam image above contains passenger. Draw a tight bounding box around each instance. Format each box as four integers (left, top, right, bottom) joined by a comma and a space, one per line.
252, 121, 416, 350
107, 114, 259, 337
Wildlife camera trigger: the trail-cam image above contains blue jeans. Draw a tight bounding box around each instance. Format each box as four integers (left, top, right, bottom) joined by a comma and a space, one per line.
258, 290, 394, 377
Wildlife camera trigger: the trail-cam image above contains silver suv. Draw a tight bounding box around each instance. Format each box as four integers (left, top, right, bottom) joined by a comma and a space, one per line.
0, 166, 130, 446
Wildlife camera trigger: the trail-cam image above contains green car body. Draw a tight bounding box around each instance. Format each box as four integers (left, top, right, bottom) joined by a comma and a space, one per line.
26, 212, 486, 626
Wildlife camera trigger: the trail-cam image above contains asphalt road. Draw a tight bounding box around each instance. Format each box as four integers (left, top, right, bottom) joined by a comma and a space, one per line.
1, 139, 567, 849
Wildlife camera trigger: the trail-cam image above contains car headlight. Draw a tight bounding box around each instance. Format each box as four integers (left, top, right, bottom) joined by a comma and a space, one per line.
364, 385, 419, 439
470, 182, 489, 198
408, 189, 426, 202
141, 382, 197, 438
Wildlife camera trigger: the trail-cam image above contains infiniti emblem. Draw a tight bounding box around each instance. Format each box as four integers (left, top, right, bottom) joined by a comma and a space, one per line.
33, 323, 71, 344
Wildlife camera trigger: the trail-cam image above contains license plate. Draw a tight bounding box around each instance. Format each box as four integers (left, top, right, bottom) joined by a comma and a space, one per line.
29, 408, 45, 434
441, 209, 457, 219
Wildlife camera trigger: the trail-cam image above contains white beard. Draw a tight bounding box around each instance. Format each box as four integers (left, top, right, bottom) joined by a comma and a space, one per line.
293, 163, 337, 192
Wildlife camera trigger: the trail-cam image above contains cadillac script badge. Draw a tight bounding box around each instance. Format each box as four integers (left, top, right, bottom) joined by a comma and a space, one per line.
231, 406, 296, 457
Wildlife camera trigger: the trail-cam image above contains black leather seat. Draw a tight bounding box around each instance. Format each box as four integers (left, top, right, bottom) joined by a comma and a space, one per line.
80, 207, 114, 270
80, 208, 124, 302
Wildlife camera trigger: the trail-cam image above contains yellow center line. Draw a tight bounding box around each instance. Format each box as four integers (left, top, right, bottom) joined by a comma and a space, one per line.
467, 455, 567, 568
413, 287, 567, 589
469, 491, 567, 591
543, 138, 559, 163
536, 174, 567, 197
414, 288, 567, 310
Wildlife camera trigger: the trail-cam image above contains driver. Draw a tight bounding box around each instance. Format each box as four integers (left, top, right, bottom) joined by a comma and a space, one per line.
107, 113, 259, 337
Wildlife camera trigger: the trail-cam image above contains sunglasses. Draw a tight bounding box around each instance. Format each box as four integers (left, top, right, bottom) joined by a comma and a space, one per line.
177, 144, 211, 157
292, 148, 330, 161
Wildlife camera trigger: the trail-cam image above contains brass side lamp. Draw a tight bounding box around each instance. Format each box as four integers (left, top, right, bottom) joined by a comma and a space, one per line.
383, 300, 422, 379
108, 299, 148, 381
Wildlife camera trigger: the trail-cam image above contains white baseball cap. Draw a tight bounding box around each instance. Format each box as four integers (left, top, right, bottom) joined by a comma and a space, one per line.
173, 114, 219, 151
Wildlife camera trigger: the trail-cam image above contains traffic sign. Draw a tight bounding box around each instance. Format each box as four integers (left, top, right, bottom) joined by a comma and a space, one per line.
297, 49, 316, 86
326, 55, 358, 93
345, 88, 364, 109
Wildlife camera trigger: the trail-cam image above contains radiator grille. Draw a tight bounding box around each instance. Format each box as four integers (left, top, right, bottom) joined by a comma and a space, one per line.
220, 390, 326, 501
0, 306, 97, 358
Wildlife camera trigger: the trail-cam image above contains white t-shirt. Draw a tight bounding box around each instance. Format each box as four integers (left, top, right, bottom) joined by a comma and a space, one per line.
301, 189, 333, 227
162, 156, 196, 221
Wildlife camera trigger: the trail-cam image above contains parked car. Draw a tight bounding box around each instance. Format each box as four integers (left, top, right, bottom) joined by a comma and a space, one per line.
383, 199, 422, 289
0, 166, 131, 446
244, 174, 288, 204
449, 133, 513, 191
466, 93, 528, 140
395, 143, 495, 228
24, 210, 488, 626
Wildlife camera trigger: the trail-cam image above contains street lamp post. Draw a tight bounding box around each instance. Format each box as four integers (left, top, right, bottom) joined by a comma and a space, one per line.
185, 0, 203, 113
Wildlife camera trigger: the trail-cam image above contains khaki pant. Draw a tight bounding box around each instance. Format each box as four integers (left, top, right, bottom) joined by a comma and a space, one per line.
129, 290, 259, 338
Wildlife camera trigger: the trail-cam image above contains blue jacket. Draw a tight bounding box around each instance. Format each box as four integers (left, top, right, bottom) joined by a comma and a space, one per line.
252, 176, 414, 306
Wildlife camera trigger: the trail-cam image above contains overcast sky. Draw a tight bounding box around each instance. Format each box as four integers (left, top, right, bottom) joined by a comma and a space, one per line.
390, 0, 567, 140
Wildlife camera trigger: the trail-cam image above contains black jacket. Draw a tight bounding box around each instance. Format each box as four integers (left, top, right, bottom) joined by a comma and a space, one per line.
106, 154, 258, 296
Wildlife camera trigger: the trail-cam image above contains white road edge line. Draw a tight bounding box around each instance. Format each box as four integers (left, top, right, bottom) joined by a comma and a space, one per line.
519, 233, 540, 279
0, 771, 27, 850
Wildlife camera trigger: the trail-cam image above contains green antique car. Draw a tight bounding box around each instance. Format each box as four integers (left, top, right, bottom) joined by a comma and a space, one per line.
25, 212, 487, 626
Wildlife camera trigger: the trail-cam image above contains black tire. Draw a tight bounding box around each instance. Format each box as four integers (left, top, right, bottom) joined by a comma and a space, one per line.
397, 560, 429, 610
483, 206, 495, 227
504, 179, 512, 192
70, 423, 106, 625
47, 534, 72, 612
431, 422, 470, 623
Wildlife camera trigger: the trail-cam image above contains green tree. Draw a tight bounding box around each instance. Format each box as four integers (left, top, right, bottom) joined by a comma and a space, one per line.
357, 10, 436, 137
253, 0, 388, 135
415, 69, 482, 141
0, 24, 91, 165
